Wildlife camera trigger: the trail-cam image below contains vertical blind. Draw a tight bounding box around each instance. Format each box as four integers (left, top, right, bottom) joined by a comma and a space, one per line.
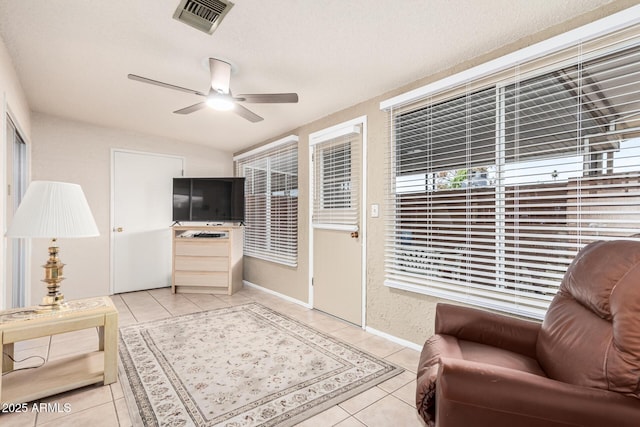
7, 116, 28, 308
311, 125, 362, 229
384, 24, 640, 319
234, 138, 298, 267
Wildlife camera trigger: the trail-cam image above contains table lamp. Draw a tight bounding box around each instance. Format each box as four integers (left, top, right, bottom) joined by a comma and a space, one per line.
5, 181, 99, 309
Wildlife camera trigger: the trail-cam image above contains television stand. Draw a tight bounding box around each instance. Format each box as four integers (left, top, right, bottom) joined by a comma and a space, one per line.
171, 225, 243, 295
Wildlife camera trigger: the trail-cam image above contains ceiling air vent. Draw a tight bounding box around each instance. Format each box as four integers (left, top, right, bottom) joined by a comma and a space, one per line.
173, 0, 234, 35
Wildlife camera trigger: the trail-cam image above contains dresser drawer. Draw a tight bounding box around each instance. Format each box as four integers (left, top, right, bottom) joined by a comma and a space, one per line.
174, 256, 229, 272
174, 271, 229, 287
172, 227, 242, 295
175, 240, 228, 257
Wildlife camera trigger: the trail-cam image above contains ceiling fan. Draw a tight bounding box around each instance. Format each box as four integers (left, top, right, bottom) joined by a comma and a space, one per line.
128, 58, 298, 123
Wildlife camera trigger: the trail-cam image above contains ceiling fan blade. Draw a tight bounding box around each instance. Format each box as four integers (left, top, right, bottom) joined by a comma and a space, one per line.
236, 93, 299, 103
173, 102, 207, 114
233, 104, 263, 122
209, 58, 231, 94
128, 74, 206, 97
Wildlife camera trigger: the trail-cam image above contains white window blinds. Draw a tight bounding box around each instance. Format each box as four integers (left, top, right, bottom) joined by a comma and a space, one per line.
383, 23, 640, 319
234, 136, 298, 267
311, 125, 362, 230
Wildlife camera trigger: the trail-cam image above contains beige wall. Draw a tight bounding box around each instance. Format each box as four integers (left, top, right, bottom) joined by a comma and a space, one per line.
0, 35, 31, 309
3, 0, 635, 340
0, 37, 31, 134
29, 113, 233, 304
238, 0, 638, 346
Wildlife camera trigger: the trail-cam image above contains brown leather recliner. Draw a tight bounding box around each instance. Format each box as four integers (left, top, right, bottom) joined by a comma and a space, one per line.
416, 240, 640, 427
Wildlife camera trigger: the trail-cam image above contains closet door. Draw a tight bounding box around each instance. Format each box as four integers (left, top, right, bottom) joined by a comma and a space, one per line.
112, 150, 184, 293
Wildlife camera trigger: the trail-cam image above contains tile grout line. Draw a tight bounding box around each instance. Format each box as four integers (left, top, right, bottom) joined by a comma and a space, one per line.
114, 294, 140, 325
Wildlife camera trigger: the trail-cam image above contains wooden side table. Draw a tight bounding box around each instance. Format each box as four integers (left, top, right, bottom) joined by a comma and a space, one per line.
0, 296, 118, 404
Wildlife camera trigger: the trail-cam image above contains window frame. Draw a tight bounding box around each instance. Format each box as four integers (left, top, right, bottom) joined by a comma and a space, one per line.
381, 9, 640, 319
234, 135, 299, 267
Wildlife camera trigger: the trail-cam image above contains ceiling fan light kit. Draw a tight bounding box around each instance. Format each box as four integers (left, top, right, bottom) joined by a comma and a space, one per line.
206, 93, 235, 111
128, 57, 298, 122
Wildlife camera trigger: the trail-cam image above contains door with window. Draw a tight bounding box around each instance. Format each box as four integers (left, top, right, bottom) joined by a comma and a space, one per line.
310, 118, 365, 325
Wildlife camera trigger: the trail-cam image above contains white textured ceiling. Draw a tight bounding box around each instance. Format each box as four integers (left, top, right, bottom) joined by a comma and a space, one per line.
0, 0, 616, 153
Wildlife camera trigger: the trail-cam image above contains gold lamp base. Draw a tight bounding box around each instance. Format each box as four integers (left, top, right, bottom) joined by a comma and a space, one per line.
38, 239, 67, 311
37, 294, 68, 312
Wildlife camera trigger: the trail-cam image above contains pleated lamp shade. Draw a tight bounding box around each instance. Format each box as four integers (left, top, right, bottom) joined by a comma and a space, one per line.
6, 181, 99, 238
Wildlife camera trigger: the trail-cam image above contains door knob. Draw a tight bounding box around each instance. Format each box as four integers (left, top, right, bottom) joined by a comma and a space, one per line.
350, 231, 359, 238
114, 227, 124, 232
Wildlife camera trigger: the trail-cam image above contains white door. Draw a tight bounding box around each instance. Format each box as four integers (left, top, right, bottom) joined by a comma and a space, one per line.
112, 150, 184, 293
310, 118, 366, 326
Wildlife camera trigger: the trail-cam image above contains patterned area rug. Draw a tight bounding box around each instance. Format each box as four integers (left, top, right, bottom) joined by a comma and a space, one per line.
119, 303, 403, 426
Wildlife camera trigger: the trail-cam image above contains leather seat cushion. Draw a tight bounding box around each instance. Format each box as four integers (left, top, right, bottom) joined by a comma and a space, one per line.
458, 339, 546, 376
417, 334, 546, 426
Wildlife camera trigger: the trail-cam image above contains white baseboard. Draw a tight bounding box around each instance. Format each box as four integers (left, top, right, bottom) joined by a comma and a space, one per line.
365, 326, 423, 352
243, 280, 423, 352
243, 280, 312, 309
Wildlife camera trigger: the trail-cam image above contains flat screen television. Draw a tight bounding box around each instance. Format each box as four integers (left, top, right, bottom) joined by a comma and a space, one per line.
172, 177, 245, 223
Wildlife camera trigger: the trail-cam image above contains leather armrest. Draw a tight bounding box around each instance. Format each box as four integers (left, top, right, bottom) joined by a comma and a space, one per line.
435, 303, 540, 358
437, 357, 640, 427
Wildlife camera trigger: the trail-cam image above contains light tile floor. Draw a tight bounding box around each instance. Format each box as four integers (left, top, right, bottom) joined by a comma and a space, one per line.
1, 287, 426, 427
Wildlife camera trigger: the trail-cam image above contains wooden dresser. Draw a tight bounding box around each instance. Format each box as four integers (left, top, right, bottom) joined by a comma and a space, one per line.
171, 225, 244, 295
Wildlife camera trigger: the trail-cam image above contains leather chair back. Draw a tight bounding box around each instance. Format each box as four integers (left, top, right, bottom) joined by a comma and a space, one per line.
536, 240, 640, 398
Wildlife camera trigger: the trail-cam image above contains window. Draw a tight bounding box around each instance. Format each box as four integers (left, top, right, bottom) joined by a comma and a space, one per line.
234, 136, 298, 267
321, 143, 352, 210
311, 124, 362, 229
383, 22, 640, 318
